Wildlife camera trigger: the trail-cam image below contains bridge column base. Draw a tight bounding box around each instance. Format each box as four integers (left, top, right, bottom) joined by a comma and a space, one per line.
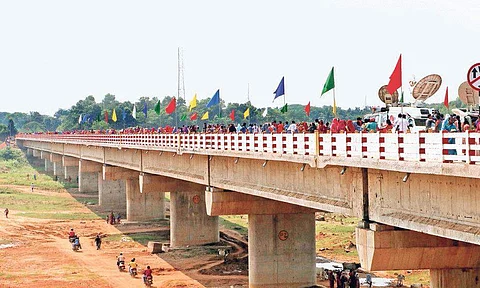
44, 159, 53, 172
98, 174, 126, 213
78, 160, 101, 193
430, 268, 480, 288
53, 162, 64, 177
64, 166, 78, 181
249, 213, 316, 288
170, 190, 219, 247
125, 176, 165, 222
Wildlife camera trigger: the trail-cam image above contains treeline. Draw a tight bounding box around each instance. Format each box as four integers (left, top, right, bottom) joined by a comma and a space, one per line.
0, 93, 468, 134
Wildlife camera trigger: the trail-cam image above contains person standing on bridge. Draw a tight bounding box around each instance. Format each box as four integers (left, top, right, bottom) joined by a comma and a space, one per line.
442, 115, 457, 156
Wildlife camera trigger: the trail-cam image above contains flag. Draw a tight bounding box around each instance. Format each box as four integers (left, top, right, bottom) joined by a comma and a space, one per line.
386, 54, 402, 94
112, 109, 117, 122
333, 96, 337, 117
143, 102, 148, 117
280, 103, 288, 113
96, 113, 101, 122
78, 114, 82, 124
122, 109, 126, 121
206, 90, 220, 108
201, 111, 209, 120
400, 91, 404, 103
82, 114, 88, 123
321, 67, 335, 96
132, 104, 137, 119
190, 112, 198, 120
229, 109, 235, 121
262, 107, 268, 117
165, 97, 176, 114
104, 111, 109, 123
154, 100, 160, 115
305, 101, 311, 116
189, 94, 197, 111
444, 86, 449, 108
243, 108, 250, 119
273, 76, 285, 101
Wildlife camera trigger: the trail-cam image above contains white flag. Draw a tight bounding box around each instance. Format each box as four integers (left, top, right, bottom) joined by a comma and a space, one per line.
262, 108, 268, 117
132, 104, 137, 119
78, 114, 82, 124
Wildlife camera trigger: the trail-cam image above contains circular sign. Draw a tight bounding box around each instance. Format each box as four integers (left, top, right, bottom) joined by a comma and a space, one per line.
278, 230, 289, 241
467, 63, 480, 91
412, 74, 442, 102
192, 195, 200, 204
458, 81, 479, 106
378, 85, 399, 104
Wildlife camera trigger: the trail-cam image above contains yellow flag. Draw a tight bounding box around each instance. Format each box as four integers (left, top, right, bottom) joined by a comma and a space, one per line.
112, 109, 117, 122
201, 111, 209, 120
332, 96, 337, 117
243, 108, 250, 119
189, 94, 197, 112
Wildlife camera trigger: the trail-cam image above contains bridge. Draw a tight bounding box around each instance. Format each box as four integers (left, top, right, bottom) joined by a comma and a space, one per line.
16, 132, 480, 288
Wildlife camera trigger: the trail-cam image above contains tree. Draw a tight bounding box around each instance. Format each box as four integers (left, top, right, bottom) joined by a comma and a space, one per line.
7, 119, 17, 136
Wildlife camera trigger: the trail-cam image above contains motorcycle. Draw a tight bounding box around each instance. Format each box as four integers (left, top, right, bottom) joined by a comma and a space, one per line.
72, 243, 81, 251
118, 261, 125, 272
144, 275, 153, 287
129, 267, 137, 277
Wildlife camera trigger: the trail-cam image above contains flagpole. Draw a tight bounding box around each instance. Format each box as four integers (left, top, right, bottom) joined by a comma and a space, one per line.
333, 88, 337, 118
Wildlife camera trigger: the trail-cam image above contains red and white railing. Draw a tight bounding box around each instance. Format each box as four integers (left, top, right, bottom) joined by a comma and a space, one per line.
16, 132, 480, 164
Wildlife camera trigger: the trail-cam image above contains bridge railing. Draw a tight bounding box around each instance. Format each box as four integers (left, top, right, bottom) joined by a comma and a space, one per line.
16, 132, 480, 164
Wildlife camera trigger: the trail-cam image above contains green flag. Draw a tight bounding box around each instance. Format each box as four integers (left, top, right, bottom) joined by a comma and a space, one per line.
180, 114, 187, 121
400, 91, 404, 103
154, 100, 160, 115
321, 67, 335, 96
280, 103, 288, 113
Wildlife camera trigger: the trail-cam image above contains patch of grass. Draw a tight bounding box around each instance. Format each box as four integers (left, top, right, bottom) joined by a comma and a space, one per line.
401, 270, 430, 286
20, 212, 100, 220
104, 233, 132, 242
0, 188, 83, 212
129, 231, 169, 245
315, 215, 359, 258
219, 215, 248, 235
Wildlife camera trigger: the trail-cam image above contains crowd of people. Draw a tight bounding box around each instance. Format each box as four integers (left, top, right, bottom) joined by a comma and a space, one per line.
21, 111, 480, 136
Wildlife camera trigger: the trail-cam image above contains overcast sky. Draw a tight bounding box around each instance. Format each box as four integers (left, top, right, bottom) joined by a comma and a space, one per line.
0, 0, 479, 116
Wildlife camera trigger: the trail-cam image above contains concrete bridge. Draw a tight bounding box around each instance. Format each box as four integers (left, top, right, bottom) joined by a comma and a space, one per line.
16, 132, 480, 288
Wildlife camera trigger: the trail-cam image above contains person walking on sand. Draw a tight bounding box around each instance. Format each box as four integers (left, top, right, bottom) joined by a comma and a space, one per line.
94, 233, 102, 250
30, 183, 34, 192
109, 211, 114, 225
4, 208, 8, 218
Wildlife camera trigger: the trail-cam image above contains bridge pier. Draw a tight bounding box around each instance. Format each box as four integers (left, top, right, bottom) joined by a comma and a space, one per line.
206, 189, 316, 288
78, 160, 102, 193
32, 149, 40, 158
99, 166, 132, 214
44, 159, 53, 172
170, 190, 219, 247
63, 156, 78, 181
50, 154, 63, 178
26, 148, 33, 156
356, 224, 480, 288
430, 268, 480, 288
125, 174, 165, 222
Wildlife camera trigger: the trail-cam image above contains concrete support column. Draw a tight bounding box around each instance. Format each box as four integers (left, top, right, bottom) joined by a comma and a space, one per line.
170, 190, 219, 247
249, 213, 316, 288
64, 166, 79, 182
26, 148, 33, 156
98, 176, 126, 212
78, 160, 102, 193
125, 175, 165, 222
44, 159, 53, 172
430, 268, 480, 288
32, 149, 40, 158
53, 162, 64, 177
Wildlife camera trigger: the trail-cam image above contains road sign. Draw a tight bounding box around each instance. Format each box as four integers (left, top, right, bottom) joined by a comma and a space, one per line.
467, 63, 480, 91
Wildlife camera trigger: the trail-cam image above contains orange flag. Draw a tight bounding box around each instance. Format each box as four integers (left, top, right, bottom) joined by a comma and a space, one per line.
387, 54, 402, 94
165, 97, 176, 115
444, 87, 449, 108
305, 101, 311, 116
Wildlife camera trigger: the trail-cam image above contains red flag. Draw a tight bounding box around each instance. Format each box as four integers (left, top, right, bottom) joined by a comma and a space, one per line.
165, 97, 176, 115
444, 86, 449, 108
190, 112, 198, 120
386, 54, 402, 94
104, 111, 108, 123
229, 109, 235, 121
305, 101, 311, 116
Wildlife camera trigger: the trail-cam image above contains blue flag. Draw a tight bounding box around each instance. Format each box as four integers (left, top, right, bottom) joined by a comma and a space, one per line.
273, 76, 285, 101
82, 114, 88, 124
122, 109, 126, 121
143, 102, 148, 117
206, 89, 220, 108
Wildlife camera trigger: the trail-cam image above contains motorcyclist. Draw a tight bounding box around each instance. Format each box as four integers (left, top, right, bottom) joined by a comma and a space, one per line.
73, 236, 81, 250
128, 258, 138, 275
116, 252, 125, 268
68, 228, 76, 243
143, 265, 153, 284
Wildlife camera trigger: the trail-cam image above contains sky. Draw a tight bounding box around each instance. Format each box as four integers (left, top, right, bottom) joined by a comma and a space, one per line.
0, 0, 479, 116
